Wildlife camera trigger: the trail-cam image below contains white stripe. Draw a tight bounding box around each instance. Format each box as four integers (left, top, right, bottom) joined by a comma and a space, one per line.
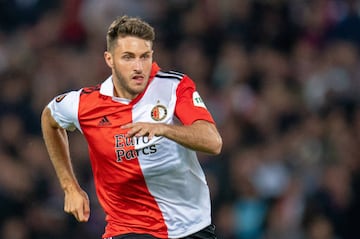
132, 77, 212, 238
156, 71, 183, 80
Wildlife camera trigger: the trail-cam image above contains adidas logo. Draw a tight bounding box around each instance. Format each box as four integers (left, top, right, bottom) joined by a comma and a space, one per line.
98, 116, 112, 126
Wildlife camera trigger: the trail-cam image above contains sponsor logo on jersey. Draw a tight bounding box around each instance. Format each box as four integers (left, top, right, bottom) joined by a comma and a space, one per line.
151, 104, 167, 121
98, 116, 112, 126
114, 134, 158, 162
193, 91, 206, 108
55, 93, 67, 103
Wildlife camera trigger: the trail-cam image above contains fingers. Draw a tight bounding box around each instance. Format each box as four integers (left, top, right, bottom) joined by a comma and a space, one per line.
65, 201, 90, 222
64, 192, 90, 222
75, 198, 90, 222
82, 199, 91, 221
122, 123, 160, 140
128, 127, 145, 138
121, 123, 138, 137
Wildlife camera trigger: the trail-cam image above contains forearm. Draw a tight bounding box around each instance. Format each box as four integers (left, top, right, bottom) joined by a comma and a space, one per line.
162, 120, 222, 155
41, 108, 80, 192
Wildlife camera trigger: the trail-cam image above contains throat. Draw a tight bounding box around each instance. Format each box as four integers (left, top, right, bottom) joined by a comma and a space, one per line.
113, 86, 138, 100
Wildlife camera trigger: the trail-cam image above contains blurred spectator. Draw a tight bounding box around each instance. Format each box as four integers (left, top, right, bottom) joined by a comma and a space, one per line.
1, 0, 360, 238
0, 217, 29, 239
0, 0, 60, 33
303, 214, 337, 239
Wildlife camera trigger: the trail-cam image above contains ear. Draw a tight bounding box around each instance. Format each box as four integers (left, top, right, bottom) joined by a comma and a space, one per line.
104, 51, 114, 68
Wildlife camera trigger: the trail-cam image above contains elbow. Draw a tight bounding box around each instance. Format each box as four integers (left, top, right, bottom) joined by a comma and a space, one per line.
209, 135, 223, 155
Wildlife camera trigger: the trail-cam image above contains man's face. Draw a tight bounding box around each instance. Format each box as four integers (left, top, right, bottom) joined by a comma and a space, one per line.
105, 36, 153, 99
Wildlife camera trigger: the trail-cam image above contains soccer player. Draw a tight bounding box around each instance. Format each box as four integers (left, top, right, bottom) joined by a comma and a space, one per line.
41, 15, 222, 239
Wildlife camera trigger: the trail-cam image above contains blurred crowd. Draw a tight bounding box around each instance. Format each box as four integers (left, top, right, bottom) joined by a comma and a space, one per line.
1, 0, 360, 238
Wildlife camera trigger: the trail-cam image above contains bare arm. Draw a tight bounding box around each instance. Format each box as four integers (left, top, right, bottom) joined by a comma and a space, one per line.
41, 107, 90, 222
122, 120, 223, 155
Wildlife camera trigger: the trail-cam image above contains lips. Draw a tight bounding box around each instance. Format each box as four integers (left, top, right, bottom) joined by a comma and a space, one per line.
133, 75, 144, 80
132, 75, 144, 83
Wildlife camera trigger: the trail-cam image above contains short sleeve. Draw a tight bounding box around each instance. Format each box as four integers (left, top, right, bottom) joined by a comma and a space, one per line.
47, 90, 81, 131
175, 75, 215, 125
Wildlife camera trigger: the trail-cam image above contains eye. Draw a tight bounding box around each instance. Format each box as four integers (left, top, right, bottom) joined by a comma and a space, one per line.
122, 54, 133, 60
141, 54, 150, 60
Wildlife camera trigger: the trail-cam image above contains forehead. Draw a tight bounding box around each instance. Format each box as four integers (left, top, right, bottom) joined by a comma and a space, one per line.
114, 36, 152, 54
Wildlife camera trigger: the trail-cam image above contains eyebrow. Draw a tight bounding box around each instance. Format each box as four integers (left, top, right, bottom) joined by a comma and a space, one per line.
121, 51, 152, 55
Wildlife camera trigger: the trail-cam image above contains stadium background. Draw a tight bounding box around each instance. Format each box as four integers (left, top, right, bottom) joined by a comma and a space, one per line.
1, 0, 360, 238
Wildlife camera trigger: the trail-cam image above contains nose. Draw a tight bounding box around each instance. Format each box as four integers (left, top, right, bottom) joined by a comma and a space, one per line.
133, 59, 143, 72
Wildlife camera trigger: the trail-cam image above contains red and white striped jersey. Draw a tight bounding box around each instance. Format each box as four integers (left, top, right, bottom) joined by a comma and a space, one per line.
47, 63, 216, 238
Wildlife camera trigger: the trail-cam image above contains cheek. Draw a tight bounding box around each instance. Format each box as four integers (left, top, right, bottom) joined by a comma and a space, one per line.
144, 60, 153, 72
114, 61, 130, 72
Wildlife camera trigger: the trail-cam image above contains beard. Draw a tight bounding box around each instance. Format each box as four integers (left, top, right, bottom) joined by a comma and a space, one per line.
113, 67, 148, 98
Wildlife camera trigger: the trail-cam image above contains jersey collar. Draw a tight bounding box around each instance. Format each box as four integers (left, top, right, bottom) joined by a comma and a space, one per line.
99, 62, 160, 97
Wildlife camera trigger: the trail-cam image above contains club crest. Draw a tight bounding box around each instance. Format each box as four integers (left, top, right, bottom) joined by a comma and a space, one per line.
151, 104, 167, 121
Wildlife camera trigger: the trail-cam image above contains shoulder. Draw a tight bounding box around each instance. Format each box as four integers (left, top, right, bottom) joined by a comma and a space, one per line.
155, 70, 185, 81
152, 70, 197, 93
155, 70, 196, 87
47, 89, 82, 129
80, 84, 101, 95
53, 89, 81, 105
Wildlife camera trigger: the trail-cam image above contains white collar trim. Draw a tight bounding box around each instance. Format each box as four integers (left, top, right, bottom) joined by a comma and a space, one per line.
99, 76, 131, 104
99, 76, 113, 96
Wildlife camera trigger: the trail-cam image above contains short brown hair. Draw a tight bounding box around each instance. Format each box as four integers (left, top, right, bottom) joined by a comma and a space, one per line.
106, 15, 155, 52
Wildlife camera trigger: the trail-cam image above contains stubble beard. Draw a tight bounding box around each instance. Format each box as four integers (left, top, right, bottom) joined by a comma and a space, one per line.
113, 68, 146, 98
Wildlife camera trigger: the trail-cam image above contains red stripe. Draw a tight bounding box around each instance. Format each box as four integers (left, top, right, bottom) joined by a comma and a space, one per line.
78, 89, 168, 238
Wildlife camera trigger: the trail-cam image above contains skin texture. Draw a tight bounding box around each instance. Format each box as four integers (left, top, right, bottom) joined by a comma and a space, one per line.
104, 36, 153, 99
41, 35, 222, 222
41, 108, 90, 222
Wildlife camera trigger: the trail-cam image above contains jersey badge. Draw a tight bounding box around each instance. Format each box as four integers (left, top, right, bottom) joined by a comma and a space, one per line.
193, 91, 207, 108
55, 93, 67, 103
151, 102, 167, 121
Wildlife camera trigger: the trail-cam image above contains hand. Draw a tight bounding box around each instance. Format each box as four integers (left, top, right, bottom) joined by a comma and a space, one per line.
122, 122, 165, 140
64, 187, 90, 222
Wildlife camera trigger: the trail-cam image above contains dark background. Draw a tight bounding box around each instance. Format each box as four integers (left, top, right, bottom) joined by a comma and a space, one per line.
1, 0, 360, 238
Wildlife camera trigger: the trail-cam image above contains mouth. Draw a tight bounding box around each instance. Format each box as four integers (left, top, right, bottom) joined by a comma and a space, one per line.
132, 75, 145, 84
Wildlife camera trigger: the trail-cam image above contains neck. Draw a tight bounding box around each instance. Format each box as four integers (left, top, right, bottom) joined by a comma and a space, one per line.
113, 86, 138, 99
